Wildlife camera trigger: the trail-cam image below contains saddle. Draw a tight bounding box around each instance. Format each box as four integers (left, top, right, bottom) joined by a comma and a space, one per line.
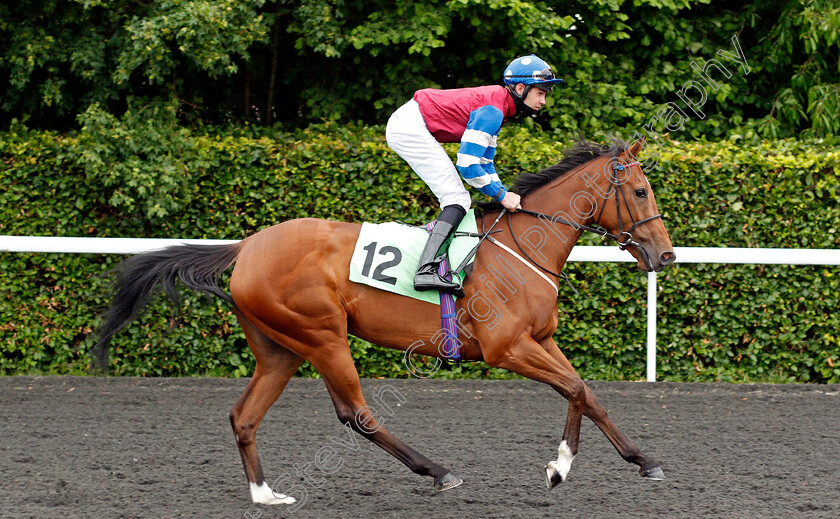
348, 210, 480, 304
348, 210, 483, 360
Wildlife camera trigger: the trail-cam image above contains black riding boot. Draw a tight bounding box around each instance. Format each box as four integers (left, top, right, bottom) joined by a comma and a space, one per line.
414, 205, 466, 297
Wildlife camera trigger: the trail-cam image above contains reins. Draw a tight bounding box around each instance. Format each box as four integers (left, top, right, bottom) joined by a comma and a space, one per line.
505, 159, 663, 279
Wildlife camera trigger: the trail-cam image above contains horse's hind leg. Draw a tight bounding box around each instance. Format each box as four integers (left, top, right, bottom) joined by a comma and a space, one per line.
229, 311, 304, 505
542, 338, 664, 481
312, 350, 462, 491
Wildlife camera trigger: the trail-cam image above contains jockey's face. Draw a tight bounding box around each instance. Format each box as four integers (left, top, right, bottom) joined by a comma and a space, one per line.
515, 84, 548, 112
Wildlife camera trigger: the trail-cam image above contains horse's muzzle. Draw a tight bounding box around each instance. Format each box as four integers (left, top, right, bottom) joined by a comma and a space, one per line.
636, 245, 676, 272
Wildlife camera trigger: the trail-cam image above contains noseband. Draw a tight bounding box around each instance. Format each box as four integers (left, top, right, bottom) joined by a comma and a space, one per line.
510, 159, 663, 278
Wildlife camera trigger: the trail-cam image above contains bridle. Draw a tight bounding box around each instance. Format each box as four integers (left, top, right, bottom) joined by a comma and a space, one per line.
508, 158, 663, 278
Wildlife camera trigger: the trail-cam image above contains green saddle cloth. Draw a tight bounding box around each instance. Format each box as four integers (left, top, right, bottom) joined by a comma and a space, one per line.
348, 210, 479, 304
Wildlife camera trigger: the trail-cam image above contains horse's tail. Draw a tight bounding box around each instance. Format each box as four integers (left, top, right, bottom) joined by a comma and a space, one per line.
91, 242, 242, 374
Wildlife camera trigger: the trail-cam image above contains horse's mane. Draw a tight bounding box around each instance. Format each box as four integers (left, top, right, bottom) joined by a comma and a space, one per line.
513, 137, 626, 197
476, 137, 626, 212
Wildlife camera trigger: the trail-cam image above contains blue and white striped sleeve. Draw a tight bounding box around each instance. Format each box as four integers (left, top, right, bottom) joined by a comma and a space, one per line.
455, 105, 508, 201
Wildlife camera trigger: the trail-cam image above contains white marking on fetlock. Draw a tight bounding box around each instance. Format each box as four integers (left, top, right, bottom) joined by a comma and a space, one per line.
249, 482, 296, 505
546, 440, 575, 483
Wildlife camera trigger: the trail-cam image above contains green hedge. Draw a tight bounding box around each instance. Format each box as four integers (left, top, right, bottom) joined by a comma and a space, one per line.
1, 115, 839, 382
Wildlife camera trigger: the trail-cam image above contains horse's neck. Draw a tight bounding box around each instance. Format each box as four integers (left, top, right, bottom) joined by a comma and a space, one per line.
509, 162, 606, 274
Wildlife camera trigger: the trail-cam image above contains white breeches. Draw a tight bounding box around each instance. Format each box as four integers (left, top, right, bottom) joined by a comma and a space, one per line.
386, 100, 472, 211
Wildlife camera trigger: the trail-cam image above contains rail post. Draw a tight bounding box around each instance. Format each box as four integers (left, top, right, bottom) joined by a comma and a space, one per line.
646, 271, 657, 382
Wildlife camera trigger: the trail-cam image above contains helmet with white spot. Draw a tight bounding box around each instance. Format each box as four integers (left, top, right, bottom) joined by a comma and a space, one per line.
503, 55, 563, 92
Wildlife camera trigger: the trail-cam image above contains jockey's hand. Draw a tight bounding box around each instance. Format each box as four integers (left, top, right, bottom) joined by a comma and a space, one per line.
500, 192, 522, 212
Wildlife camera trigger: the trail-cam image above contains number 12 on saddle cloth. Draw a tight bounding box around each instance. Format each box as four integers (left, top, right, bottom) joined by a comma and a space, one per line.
348, 210, 479, 305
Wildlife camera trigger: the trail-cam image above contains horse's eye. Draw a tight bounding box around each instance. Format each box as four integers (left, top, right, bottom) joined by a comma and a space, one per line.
635, 189, 647, 198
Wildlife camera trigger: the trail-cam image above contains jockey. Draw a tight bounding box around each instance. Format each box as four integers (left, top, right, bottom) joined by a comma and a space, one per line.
386, 54, 563, 296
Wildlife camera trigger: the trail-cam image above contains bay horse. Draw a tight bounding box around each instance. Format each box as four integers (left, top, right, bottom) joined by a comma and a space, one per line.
92, 138, 676, 505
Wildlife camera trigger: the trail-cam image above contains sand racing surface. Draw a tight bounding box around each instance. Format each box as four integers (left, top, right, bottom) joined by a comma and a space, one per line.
1, 377, 839, 518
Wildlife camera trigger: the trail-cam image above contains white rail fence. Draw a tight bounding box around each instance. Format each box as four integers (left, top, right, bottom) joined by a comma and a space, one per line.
3, 235, 840, 381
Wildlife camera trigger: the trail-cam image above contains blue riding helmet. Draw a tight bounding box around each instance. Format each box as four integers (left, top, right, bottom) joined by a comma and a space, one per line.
503, 55, 563, 92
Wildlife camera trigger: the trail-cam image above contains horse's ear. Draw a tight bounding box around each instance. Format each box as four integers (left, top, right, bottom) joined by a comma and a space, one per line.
627, 137, 645, 160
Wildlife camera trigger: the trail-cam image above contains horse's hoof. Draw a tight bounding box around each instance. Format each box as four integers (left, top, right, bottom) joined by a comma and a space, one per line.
249, 482, 296, 505
545, 441, 574, 489
434, 472, 463, 491
545, 462, 564, 489
640, 466, 665, 480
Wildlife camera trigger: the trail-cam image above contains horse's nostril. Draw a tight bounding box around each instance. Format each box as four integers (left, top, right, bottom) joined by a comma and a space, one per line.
660, 251, 676, 265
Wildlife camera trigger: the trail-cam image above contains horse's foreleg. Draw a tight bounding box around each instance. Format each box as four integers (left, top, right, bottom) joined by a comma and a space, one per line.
313, 351, 462, 491
580, 385, 665, 479
542, 338, 664, 481
484, 335, 586, 488
230, 314, 305, 505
